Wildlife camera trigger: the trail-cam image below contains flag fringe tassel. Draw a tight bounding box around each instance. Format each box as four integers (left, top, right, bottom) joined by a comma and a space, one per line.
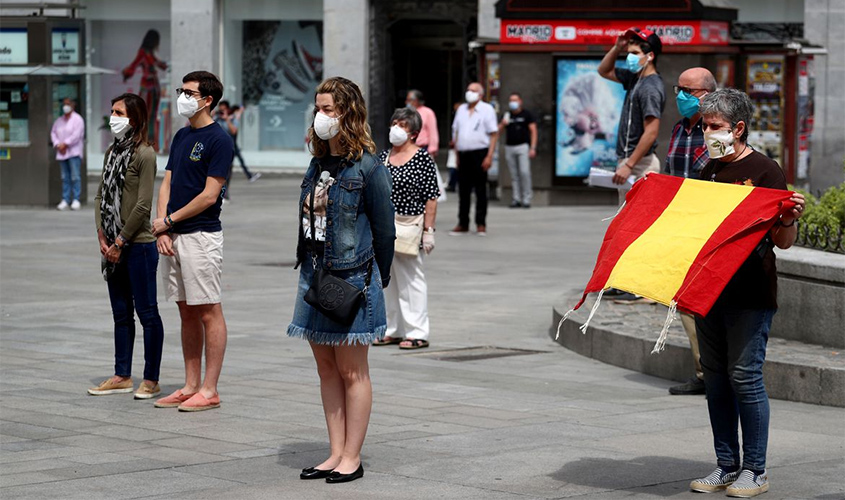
579, 289, 605, 334
555, 308, 575, 340
651, 300, 678, 354
601, 201, 626, 222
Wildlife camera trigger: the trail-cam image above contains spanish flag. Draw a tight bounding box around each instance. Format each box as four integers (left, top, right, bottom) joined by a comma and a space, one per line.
559, 173, 795, 352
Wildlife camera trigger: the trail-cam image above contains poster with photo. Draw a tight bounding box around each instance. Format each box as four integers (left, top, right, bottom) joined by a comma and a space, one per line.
243, 21, 323, 151
555, 58, 625, 178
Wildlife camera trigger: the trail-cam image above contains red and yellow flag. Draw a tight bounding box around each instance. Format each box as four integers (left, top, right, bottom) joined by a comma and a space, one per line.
562, 173, 794, 350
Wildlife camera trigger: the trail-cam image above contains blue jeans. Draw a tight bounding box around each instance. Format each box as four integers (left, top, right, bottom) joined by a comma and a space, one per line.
59, 156, 82, 202
106, 242, 164, 381
696, 305, 776, 472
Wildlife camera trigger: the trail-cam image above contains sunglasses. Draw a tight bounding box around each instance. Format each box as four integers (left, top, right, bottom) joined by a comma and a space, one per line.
176, 88, 204, 98
673, 85, 707, 95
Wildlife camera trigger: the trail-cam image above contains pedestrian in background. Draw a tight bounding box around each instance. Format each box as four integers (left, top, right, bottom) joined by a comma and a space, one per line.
597, 27, 665, 205
151, 71, 232, 412
449, 82, 498, 236
405, 89, 439, 158
664, 67, 717, 396
88, 93, 164, 400
51, 98, 85, 211
215, 100, 260, 204
288, 77, 394, 484
598, 27, 665, 304
498, 92, 537, 209
374, 107, 439, 350
689, 88, 805, 498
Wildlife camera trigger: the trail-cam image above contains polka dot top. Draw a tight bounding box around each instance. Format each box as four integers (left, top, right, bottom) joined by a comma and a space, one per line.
379, 148, 441, 216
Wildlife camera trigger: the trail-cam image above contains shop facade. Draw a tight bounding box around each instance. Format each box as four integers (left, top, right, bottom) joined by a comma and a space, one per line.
0, 5, 88, 205
489, 0, 828, 205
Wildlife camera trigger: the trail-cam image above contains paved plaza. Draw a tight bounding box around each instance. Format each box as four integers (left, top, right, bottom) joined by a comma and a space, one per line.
1, 176, 843, 499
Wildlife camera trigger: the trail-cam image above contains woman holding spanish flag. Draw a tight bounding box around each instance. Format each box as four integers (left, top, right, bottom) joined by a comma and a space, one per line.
689, 88, 805, 498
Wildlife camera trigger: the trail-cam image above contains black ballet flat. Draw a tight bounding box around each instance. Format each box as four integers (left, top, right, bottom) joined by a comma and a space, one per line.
325, 463, 364, 483
300, 466, 334, 479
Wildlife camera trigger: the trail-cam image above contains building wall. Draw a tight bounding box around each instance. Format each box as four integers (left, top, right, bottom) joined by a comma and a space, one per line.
805, 0, 845, 191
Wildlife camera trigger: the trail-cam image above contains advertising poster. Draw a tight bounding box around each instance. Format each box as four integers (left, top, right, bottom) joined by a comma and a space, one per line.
52, 28, 80, 64
243, 21, 323, 151
91, 21, 171, 153
555, 58, 625, 178
746, 56, 784, 166
0, 28, 28, 64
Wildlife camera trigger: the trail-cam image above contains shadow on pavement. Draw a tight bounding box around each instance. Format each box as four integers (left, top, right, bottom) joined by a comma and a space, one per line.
550, 456, 712, 496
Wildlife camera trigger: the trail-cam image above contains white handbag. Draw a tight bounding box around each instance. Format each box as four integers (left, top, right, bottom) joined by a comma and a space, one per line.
394, 214, 424, 256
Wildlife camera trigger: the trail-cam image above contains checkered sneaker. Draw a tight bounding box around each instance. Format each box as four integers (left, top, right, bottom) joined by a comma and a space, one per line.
690, 467, 740, 493
726, 469, 769, 498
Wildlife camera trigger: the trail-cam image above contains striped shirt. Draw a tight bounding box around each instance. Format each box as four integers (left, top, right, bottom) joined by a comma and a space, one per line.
665, 117, 708, 178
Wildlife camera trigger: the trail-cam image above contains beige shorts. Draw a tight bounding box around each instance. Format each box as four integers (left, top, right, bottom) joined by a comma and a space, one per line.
617, 154, 661, 205
162, 231, 224, 305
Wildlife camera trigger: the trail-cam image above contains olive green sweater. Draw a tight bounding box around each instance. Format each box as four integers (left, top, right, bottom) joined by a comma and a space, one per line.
94, 143, 157, 244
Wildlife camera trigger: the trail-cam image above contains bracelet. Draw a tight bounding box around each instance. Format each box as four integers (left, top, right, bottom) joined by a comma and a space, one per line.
778, 217, 796, 227
165, 214, 174, 227
116, 235, 127, 248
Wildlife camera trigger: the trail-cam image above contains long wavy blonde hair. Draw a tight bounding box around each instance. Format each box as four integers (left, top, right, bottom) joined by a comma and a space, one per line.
309, 77, 376, 161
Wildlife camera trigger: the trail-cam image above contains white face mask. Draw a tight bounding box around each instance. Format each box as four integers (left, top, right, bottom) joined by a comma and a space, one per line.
62, 105, 72, 115
314, 111, 341, 140
177, 93, 206, 119
389, 125, 409, 146
704, 128, 736, 159
465, 90, 480, 104
109, 116, 131, 138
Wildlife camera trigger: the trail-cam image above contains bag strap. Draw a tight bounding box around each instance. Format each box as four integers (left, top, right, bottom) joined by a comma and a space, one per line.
309, 166, 319, 269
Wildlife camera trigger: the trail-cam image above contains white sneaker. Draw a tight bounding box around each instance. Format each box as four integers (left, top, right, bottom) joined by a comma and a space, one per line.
70, 200, 81, 210
249, 172, 262, 183
56, 200, 69, 211
726, 470, 769, 498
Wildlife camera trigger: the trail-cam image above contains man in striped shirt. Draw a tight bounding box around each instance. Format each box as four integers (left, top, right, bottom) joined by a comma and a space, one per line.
664, 67, 716, 396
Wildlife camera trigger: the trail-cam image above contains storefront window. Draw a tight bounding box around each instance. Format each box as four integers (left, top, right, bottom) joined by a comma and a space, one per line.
0, 82, 29, 143
241, 20, 323, 150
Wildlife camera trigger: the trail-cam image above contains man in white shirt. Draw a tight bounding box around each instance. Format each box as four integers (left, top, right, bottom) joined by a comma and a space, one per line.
449, 82, 498, 236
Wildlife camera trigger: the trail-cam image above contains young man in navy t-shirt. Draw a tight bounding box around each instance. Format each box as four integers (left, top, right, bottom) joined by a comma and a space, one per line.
151, 71, 234, 412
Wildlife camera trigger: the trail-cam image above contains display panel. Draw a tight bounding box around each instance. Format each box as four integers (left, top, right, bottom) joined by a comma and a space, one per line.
242, 21, 323, 151
554, 58, 625, 179
746, 55, 784, 166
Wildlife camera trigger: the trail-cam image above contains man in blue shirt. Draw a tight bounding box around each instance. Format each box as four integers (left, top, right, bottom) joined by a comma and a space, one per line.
151, 71, 234, 412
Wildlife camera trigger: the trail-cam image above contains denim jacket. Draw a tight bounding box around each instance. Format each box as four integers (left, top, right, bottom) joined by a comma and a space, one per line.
296, 151, 395, 288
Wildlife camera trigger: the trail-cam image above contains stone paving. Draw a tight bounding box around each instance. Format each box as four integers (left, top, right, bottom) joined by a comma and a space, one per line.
1, 176, 843, 499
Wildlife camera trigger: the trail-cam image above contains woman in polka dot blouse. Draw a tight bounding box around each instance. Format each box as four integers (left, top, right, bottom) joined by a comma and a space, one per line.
373, 107, 441, 349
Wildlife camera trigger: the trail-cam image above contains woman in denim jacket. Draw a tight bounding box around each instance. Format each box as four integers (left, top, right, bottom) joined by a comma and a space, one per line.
288, 77, 395, 484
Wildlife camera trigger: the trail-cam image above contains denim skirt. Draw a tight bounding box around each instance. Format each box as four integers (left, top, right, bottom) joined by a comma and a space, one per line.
287, 255, 386, 346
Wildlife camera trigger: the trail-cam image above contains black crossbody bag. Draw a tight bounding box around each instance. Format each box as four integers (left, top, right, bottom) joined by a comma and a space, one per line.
303, 168, 373, 325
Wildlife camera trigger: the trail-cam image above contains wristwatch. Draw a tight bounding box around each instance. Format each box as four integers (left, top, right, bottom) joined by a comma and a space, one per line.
424, 227, 436, 234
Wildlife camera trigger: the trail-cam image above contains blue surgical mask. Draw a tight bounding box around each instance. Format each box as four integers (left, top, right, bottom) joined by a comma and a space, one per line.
508, 101, 519, 111
676, 91, 700, 118
626, 53, 644, 73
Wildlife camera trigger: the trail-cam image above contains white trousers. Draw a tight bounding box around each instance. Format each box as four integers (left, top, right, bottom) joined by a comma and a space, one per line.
384, 252, 430, 340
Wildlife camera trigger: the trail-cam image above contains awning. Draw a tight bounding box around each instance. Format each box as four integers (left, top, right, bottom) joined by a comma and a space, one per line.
0, 64, 117, 76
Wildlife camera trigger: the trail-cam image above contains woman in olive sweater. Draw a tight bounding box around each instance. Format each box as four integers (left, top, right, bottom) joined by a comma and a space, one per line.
89, 93, 164, 399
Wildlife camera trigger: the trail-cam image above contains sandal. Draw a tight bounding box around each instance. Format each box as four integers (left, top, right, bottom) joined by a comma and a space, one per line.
373, 336, 402, 346
399, 339, 429, 350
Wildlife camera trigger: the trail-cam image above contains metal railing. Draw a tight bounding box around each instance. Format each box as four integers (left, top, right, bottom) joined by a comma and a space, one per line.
795, 221, 845, 254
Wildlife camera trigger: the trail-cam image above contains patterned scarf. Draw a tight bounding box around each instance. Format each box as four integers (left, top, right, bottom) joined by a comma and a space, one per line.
100, 133, 134, 280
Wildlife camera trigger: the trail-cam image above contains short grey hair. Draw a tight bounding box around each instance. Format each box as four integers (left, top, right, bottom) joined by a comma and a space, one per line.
390, 107, 422, 137
699, 88, 753, 142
